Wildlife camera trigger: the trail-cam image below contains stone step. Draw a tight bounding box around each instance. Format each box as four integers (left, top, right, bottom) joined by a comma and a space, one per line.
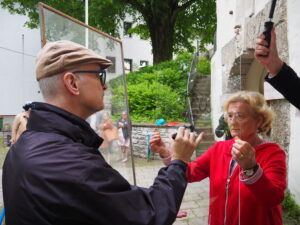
194, 82, 210, 87
193, 84, 210, 89
194, 127, 213, 135
191, 108, 211, 115
195, 122, 212, 127
199, 133, 214, 141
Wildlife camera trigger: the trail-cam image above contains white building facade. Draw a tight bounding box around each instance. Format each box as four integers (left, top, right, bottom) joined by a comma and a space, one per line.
0, 6, 153, 118
211, 0, 300, 203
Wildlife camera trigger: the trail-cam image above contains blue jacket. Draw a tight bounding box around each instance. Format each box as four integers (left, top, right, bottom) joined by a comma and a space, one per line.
3, 102, 187, 225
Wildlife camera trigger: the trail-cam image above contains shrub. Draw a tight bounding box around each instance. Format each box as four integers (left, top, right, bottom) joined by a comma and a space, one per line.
282, 191, 300, 224
109, 52, 197, 123
197, 56, 211, 75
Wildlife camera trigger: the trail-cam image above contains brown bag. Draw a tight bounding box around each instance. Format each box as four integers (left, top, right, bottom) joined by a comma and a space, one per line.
103, 127, 119, 142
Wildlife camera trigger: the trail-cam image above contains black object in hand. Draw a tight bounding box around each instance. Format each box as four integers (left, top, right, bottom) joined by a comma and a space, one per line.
172, 133, 177, 140
263, 21, 274, 48
263, 0, 277, 48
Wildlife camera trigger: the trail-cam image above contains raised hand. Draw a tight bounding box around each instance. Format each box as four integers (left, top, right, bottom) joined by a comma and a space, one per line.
254, 28, 283, 77
231, 137, 257, 169
171, 127, 204, 164
150, 133, 170, 158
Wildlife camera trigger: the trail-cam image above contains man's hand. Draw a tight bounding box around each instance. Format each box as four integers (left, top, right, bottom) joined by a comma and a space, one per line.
171, 127, 204, 164
255, 28, 283, 77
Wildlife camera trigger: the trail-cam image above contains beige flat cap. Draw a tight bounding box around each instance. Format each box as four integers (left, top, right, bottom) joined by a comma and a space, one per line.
35, 40, 112, 81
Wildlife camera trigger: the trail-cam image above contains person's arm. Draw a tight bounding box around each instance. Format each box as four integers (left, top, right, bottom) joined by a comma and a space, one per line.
255, 28, 300, 110
68, 127, 199, 224
150, 130, 204, 165
186, 144, 214, 183
265, 63, 300, 110
241, 146, 286, 207
77, 158, 188, 225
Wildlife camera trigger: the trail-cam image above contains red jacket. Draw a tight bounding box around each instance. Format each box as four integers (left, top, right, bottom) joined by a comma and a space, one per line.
187, 139, 287, 225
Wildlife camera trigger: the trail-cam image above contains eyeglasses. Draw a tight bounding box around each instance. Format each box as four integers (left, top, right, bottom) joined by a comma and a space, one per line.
72, 70, 106, 85
224, 112, 247, 122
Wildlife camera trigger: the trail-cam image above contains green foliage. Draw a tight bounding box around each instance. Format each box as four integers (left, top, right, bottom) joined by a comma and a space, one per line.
282, 191, 300, 224
1, 0, 216, 63
197, 57, 211, 75
109, 52, 193, 123
173, 0, 216, 53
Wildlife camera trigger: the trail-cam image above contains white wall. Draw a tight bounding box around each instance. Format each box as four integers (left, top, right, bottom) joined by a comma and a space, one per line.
216, 0, 236, 50
120, 17, 153, 71
286, 0, 300, 204
122, 35, 153, 70
210, 51, 224, 141
210, 0, 236, 135
0, 8, 43, 115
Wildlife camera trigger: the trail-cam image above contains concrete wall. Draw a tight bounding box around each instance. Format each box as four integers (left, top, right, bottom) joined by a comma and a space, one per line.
131, 124, 178, 159
286, 0, 300, 204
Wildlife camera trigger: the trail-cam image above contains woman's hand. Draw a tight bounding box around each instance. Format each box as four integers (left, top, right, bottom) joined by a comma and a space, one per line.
232, 138, 257, 169
150, 133, 170, 158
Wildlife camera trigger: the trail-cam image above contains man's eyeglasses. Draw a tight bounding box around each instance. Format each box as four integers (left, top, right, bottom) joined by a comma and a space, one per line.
72, 70, 106, 85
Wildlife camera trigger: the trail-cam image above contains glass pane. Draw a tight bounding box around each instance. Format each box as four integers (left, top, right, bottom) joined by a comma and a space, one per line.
40, 4, 135, 184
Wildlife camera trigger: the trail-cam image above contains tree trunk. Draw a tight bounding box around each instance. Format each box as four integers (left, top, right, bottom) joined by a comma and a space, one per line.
150, 21, 175, 64
125, 0, 184, 64
145, 1, 177, 64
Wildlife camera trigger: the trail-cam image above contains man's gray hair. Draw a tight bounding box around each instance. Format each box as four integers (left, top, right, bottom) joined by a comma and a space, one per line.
38, 74, 63, 100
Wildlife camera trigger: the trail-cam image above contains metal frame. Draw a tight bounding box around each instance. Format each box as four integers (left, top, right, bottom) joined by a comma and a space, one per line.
38, 2, 136, 185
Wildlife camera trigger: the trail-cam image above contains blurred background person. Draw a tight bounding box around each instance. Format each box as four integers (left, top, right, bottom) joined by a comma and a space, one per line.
98, 112, 118, 164
117, 111, 131, 162
10, 103, 31, 145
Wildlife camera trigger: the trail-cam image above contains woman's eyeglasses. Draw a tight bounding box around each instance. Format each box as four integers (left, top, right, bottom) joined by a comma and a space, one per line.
224, 112, 247, 122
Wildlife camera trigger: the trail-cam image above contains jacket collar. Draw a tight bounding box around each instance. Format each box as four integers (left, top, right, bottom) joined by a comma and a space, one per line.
27, 102, 103, 148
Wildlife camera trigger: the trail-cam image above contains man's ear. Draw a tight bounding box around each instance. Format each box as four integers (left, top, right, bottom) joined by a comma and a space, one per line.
63, 72, 80, 96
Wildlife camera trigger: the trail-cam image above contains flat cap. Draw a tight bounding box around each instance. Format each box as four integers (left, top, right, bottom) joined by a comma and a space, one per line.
35, 40, 112, 81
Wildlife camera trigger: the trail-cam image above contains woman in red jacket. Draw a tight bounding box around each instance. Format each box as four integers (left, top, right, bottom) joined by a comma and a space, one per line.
150, 91, 287, 225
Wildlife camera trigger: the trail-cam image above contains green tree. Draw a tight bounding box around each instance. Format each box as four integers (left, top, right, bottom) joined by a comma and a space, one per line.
1, 0, 216, 64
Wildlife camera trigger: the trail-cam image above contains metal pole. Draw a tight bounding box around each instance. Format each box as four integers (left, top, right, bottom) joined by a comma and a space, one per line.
85, 0, 89, 48
22, 34, 25, 105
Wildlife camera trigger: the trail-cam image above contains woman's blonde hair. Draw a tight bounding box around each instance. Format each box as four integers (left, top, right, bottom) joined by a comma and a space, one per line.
223, 91, 275, 134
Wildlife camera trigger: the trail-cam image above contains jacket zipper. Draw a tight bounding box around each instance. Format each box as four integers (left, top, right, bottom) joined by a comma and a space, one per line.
224, 159, 235, 225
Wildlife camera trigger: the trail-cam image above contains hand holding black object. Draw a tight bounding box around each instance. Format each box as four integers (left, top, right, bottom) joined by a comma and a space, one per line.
171, 127, 203, 163
263, 0, 277, 48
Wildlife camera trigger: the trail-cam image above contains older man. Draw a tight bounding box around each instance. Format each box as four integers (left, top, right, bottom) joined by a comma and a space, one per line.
2, 40, 202, 225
